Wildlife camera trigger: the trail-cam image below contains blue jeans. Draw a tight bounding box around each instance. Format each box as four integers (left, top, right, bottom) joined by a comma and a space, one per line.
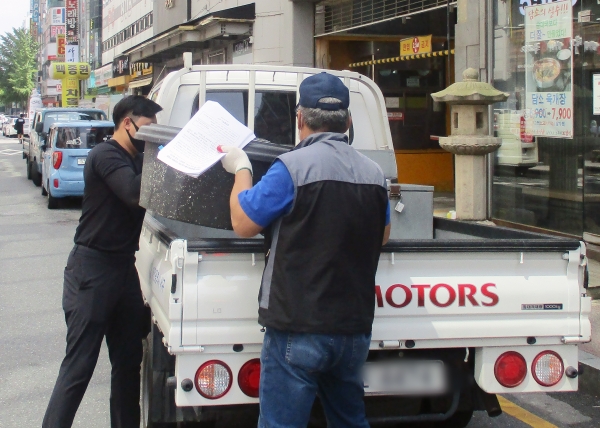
258, 328, 371, 428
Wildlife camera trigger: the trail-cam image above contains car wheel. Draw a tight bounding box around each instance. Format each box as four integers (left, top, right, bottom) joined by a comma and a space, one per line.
31, 162, 42, 187
26, 159, 32, 180
47, 189, 59, 209
41, 181, 48, 196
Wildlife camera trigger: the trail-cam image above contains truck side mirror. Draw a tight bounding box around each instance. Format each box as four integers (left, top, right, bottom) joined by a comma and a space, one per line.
35, 122, 43, 133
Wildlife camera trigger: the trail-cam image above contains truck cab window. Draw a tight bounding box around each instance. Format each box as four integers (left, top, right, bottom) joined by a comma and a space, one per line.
254, 92, 296, 147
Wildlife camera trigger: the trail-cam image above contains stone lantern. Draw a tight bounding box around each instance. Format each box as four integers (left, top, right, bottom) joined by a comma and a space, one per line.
431, 68, 509, 221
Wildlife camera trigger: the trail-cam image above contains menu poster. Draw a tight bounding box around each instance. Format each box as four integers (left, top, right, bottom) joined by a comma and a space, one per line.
524, 1, 573, 139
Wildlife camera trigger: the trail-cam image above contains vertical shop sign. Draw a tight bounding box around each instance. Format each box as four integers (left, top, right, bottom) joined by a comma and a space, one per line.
593, 75, 600, 115
32, 1, 40, 23
66, 0, 78, 42
57, 34, 66, 61
66, 44, 79, 62
524, 1, 573, 139
63, 78, 79, 107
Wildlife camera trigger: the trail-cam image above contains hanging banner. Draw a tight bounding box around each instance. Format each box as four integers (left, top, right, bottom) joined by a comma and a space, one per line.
50, 62, 91, 80
62, 78, 79, 107
400, 35, 432, 57
66, 0, 78, 42
524, 1, 573, 139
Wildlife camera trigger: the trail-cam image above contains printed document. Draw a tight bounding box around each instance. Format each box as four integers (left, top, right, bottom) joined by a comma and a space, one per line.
157, 100, 256, 177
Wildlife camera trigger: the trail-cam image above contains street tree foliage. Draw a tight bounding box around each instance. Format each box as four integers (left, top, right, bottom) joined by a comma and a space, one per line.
0, 28, 38, 107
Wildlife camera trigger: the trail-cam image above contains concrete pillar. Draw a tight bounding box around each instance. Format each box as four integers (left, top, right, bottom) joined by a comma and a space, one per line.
455, 0, 488, 82
254, 0, 314, 66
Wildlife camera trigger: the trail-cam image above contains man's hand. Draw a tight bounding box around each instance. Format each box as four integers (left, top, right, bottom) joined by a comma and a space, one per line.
218, 146, 253, 175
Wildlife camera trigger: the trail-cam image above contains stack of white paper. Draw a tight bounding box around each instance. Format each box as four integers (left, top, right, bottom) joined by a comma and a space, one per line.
157, 100, 256, 178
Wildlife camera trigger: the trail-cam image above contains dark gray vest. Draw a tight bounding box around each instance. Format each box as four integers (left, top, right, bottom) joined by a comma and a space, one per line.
258, 133, 388, 334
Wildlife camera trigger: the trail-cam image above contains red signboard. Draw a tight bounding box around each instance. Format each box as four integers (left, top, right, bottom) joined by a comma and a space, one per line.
51, 25, 66, 38
66, 0, 78, 42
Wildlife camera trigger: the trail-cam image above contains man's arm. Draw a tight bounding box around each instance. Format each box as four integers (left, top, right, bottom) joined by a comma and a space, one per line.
229, 169, 263, 237
93, 148, 142, 209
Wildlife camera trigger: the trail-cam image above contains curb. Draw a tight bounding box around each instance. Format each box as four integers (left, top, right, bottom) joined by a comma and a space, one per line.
579, 351, 600, 396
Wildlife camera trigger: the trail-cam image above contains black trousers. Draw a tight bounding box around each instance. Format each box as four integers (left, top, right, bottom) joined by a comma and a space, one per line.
43, 245, 149, 428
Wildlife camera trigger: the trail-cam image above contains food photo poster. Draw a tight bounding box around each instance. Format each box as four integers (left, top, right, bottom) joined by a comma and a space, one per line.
524, 0, 573, 139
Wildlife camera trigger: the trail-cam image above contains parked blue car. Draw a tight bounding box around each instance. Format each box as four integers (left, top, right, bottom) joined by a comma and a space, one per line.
41, 121, 114, 209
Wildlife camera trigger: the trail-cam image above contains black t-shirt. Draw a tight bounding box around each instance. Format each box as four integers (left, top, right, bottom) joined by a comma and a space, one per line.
74, 140, 146, 254
14, 118, 25, 132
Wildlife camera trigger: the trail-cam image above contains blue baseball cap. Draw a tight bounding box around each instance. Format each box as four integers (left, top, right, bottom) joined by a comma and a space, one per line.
298, 72, 350, 111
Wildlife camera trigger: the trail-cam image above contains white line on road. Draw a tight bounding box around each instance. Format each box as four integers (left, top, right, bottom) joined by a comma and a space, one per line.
0, 149, 22, 156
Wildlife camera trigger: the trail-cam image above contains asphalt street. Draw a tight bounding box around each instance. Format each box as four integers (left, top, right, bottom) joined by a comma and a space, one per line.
0, 134, 598, 427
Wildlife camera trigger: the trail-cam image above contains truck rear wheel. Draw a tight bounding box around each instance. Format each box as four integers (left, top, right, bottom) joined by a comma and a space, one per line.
437, 409, 473, 428
141, 325, 177, 428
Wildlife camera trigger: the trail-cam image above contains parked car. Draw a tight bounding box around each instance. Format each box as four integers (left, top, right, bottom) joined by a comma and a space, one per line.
26, 108, 108, 186
4, 117, 30, 137
41, 120, 114, 209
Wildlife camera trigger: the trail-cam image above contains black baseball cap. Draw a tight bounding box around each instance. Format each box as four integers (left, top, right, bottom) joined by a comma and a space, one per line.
298, 72, 350, 111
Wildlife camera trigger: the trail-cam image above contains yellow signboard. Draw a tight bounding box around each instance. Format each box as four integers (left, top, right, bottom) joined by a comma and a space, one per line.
57, 34, 66, 61
62, 78, 79, 107
50, 62, 91, 80
400, 35, 433, 57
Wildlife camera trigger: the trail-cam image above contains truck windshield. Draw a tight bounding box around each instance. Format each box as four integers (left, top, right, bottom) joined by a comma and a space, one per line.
44, 112, 107, 131
54, 126, 114, 149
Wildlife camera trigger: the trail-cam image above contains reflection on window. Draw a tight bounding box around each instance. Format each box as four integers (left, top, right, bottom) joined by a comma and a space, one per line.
55, 126, 114, 149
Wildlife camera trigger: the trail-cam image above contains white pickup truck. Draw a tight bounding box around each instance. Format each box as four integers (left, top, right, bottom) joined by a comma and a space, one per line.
135, 63, 591, 427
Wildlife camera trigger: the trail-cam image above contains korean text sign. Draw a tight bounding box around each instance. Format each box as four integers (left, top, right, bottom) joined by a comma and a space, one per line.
524, 1, 573, 139
66, 0, 78, 42
400, 35, 432, 56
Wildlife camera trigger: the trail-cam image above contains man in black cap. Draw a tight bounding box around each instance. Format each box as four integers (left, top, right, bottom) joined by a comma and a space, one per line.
219, 72, 390, 427
14, 113, 25, 144
43, 95, 162, 428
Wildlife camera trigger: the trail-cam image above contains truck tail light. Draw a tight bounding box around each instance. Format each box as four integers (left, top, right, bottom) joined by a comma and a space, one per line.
532, 351, 564, 387
238, 359, 261, 397
494, 351, 527, 388
53, 151, 63, 169
195, 360, 232, 399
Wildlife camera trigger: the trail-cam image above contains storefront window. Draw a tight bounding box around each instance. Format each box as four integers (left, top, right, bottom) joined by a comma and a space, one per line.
491, 0, 600, 238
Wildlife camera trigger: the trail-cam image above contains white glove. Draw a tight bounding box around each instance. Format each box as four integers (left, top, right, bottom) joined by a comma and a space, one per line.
218, 145, 253, 175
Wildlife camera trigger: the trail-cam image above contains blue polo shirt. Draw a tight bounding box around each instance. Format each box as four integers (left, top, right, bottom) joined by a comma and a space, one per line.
238, 160, 391, 228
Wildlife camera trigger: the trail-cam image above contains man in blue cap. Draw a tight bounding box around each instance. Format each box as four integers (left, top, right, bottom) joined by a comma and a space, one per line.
219, 71, 390, 427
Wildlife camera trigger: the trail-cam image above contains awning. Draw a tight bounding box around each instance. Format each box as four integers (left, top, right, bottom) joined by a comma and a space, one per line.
108, 75, 131, 87
128, 77, 153, 89
125, 18, 253, 63
349, 49, 454, 68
